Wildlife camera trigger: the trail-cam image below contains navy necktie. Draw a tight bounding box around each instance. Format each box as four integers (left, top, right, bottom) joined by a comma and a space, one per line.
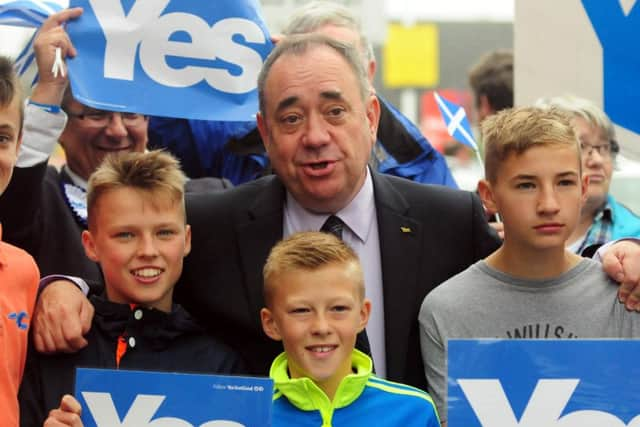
321, 215, 344, 239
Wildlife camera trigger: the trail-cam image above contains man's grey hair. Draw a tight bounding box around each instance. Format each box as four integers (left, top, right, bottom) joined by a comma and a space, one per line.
535, 94, 619, 154
257, 33, 370, 116
282, 1, 374, 66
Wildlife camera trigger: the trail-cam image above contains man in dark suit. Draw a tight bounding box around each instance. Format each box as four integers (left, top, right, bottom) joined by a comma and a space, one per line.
179, 175, 497, 389
34, 33, 640, 390
34, 33, 497, 390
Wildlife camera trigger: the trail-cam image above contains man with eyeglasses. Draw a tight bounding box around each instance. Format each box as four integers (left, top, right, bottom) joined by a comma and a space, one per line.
0, 8, 230, 284
537, 95, 640, 254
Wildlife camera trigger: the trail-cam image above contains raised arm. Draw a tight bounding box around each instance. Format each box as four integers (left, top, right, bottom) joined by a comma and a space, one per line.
0, 8, 83, 252
30, 7, 82, 106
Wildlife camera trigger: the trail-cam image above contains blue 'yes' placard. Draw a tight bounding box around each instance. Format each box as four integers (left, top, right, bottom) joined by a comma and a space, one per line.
448, 339, 640, 426
66, 0, 273, 121
75, 368, 273, 427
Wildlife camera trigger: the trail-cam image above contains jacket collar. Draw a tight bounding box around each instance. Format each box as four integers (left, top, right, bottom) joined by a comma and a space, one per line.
90, 294, 203, 350
236, 176, 286, 316
370, 172, 423, 380
270, 349, 372, 422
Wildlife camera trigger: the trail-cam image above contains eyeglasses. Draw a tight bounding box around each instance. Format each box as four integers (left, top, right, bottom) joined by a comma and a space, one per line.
580, 141, 615, 159
65, 109, 147, 128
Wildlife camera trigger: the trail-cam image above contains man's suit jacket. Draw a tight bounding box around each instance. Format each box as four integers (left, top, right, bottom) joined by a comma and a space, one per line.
178, 172, 500, 390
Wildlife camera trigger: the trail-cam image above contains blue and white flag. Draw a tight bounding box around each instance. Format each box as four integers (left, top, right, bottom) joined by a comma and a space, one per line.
0, 0, 66, 78
448, 339, 640, 426
433, 91, 478, 152
0, 0, 62, 27
66, 0, 273, 121
75, 368, 273, 427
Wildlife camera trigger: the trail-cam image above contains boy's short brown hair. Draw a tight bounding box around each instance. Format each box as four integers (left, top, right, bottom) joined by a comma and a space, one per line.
481, 107, 579, 183
263, 231, 364, 307
0, 56, 24, 135
86, 150, 186, 230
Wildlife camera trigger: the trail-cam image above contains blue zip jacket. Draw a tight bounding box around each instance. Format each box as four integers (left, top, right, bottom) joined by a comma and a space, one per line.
148, 118, 267, 185
271, 350, 440, 427
608, 194, 640, 240
375, 96, 457, 187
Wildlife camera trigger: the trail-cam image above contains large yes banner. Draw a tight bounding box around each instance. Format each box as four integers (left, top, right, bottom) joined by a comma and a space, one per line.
448, 340, 640, 426
66, 0, 273, 121
75, 368, 273, 426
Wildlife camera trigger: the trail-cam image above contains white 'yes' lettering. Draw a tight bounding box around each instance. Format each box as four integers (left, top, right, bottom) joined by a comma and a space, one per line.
89, 0, 265, 93
458, 379, 640, 426
82, 392, 245, 427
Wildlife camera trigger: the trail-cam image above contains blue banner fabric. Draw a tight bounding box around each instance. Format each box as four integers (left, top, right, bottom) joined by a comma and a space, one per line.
447, 339, 640, 426
75, 368, 273, 426
66, 0, 273, 121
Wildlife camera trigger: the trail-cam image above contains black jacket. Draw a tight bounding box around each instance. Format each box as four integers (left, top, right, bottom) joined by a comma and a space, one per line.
18, 295, 245, 426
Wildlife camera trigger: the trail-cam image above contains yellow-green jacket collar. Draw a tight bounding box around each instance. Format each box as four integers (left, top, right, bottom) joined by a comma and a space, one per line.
270, 349, 372, 425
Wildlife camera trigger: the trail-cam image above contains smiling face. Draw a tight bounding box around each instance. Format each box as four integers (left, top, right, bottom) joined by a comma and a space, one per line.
60, 99, 148, 181
261, 261, 370, 397
0, 95, 22, 195
81, 187, 191, 312
257, 44, 379, 214
481, 145, 587, 253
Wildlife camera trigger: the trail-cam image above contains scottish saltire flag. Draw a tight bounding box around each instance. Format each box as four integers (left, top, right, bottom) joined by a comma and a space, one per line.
66, 0, 273, 121
0, 0, 62, 27
0, 0, 66, 78
433, 91, 478, 152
